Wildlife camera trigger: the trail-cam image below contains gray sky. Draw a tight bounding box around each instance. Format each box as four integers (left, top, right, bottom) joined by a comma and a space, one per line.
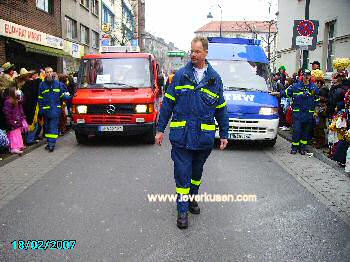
145, 0, 278, 51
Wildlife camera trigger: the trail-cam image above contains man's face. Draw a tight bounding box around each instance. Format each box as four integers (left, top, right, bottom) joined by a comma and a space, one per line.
312, 64, 320, 70
190, 41, 208, 67
302, 74, 311, 84
45, 68, 53, 81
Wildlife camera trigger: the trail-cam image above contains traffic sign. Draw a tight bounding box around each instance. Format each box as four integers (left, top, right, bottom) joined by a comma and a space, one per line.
292, 20, 319, 51
297, 20, 315, 36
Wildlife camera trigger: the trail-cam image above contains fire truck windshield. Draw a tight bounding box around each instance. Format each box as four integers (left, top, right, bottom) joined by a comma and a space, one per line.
78, 58, 152, 88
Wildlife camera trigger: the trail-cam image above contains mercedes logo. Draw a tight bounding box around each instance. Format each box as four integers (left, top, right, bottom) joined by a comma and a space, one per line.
106, 104, 116, 114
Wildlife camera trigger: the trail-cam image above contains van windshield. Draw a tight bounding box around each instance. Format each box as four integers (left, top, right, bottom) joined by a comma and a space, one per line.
209, 60, 270, 92
78, 58, 152, 88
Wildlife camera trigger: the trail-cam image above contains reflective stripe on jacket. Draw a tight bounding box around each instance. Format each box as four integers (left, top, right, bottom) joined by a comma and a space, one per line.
38, 79, 68, 118
283, 81, 319, 122
157, 61, 229, 150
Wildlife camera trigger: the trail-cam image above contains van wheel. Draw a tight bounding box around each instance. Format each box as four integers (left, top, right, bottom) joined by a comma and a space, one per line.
144, 124, 156, 144
75, 131, 88, 144
264, 137, 277, 147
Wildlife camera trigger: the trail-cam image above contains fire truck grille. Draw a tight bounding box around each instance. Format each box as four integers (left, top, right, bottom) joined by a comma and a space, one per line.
87, 104, 135, 114
89, 115, 133, 124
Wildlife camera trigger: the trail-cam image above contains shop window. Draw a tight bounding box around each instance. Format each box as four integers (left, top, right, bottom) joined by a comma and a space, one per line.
36, 0, 53, 14
81, 25, 90, 45
92, 30, 100, 49
91, 0, 99, 16
65, 16, 78, 40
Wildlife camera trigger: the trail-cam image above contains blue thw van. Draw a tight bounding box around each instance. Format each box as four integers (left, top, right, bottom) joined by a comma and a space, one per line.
208, 37, 279, 147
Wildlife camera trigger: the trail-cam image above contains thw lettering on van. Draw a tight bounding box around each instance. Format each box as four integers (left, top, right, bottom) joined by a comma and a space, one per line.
224, 94, 255, 102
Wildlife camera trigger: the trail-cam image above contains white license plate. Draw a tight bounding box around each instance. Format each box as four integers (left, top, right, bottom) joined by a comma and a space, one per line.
229, 133, 251, 140
98, 125, 124, 132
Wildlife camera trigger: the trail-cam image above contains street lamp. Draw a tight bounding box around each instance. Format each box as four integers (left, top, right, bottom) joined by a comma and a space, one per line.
206, 4, 222, 37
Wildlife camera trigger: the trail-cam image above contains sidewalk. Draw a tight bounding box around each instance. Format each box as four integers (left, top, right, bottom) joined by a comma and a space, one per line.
278, 129, 349, 176
0, 131, 70, 168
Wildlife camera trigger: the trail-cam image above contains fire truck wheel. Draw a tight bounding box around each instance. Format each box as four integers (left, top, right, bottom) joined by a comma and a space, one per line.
144, 124, 156, 144
75, 131, 89, 144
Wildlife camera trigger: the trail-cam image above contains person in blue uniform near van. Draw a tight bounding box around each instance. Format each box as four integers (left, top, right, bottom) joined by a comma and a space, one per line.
273, 68, 319, 155
38, 67, 70, 152
155, 37, 229, 229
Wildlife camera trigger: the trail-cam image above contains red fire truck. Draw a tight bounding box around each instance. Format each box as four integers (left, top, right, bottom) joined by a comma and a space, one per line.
72, 46, 163, 144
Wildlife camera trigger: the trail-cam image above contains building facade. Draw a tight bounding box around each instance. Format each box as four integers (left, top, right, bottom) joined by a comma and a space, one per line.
130, 0, 145, 51
276, 0, 350, 75
0, 0, 64, 72
100, 0, 140, 47
195, 21, 278, 69
61, 0, 101, 73
144, 32, 186, 72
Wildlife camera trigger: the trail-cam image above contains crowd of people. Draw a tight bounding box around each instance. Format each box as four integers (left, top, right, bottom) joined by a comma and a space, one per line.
0, 62, 77, 155
272, 59, 350, 169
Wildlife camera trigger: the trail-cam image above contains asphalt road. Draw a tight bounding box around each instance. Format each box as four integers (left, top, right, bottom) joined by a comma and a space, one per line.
0, 132, 349, 261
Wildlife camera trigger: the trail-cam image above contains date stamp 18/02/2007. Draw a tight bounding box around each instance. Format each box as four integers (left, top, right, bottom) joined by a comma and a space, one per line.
11, 240, 76, 251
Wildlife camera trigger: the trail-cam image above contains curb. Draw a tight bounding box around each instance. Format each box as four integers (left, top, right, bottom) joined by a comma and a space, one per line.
278, 129, 348, 175
0, 139, 47, 168
0, 129, 71, 167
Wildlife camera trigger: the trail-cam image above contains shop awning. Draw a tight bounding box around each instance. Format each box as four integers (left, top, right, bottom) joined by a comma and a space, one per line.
13, 39, 68, 58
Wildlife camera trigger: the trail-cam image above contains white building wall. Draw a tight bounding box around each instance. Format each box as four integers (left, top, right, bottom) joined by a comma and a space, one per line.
276, 0, 350, 75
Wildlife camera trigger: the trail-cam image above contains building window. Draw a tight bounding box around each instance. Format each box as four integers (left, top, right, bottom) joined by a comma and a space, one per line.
36, 0, 53, 14
92, 30, 99, 48
65, 16, 78, 40
326, 20, 336, 72
80, 25, 90, 45
102, 5, 115, 28
91, 0, 99, 15
80, 0, 89, 9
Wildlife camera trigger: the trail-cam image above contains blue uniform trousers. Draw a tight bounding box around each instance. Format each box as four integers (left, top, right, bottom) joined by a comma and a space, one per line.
44, 116, 60, 149
292, 120, 312, 150
171, 146, 212, 213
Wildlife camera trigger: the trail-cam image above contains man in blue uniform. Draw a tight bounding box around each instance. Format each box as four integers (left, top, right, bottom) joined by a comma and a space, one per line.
282, 68, 319, 155
38, 67, 69, 152
155, 37, 229, 229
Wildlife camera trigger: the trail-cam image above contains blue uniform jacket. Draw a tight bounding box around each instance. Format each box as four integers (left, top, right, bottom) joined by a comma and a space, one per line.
38, 79, 68, 118
157, 61, 229, 150
282, 81, 320, 122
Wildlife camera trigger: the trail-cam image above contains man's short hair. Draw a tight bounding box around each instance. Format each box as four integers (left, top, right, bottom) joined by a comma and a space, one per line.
44, 67, 53, 72
191, 36, 209, 51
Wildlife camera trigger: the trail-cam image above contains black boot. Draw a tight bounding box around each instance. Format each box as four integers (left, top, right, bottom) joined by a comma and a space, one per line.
189, 199, 200, 214
299, 148, 306, 155
177, 212, 188, 229
290, 148, 298, 154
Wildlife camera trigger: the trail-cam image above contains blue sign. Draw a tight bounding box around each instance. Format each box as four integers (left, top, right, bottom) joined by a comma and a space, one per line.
101, 39, 110, 46
131, 39, 138, 47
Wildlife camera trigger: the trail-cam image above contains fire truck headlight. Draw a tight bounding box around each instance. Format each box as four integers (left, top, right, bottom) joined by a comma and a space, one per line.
76, 105, 88, 114
259, 107, 278, 115
135, 104, 148, 113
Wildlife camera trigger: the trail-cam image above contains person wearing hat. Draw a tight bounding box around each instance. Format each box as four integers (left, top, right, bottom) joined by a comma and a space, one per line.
274, 66, 288, 88
1, 62, 16, 82
271, 69, 320, 154
311, 61, 321, 70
